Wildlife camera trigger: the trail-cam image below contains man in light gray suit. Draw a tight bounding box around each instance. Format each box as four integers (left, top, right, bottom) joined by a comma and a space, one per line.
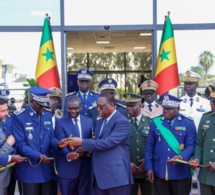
0, 95, 26, 195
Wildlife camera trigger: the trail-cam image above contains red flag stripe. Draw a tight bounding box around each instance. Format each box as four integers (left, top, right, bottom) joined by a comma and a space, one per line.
37, 66, 60, 89
154, 63, 179, 95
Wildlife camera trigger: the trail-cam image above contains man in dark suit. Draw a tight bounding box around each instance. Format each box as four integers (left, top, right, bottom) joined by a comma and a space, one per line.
55, 96, 93, 195
67, 93, 133, 195
64, 68, 99, 116
88, 78, 127, 123
124, 92, 154, 195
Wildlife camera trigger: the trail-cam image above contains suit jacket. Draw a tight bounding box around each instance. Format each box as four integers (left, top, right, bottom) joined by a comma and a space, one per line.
145, 113, 196, 180
0, 155, 9, 167
141, 101, 163, 119
64, 91, 99, 116
87, 99, 128, 123
180, 94, 210, 128
129, 114, 151, 179
82, 110, 133, 190
55, 114, 93, 179
0, 117, 14, 189
195, 111, 215, 186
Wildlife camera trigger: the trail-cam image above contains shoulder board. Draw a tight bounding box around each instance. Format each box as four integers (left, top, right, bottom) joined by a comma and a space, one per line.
180, 113, 194, 120
45, 109, 51, 113
116, 103, 126, 108
14, 108, 25, 115
153, 114, 163, 120
66, 91, 77, 97
203, 111, 213, 115
89, 105, 97, 110
90, 90, 100, 95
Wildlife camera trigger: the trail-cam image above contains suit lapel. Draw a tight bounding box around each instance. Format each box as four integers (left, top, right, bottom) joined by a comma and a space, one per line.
129, 117, 136, 132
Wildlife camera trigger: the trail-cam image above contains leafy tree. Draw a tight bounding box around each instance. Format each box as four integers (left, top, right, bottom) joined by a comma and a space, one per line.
199, 51, 215, 80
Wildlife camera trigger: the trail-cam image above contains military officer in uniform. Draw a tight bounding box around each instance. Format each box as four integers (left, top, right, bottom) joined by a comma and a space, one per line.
124, 92, 154, 195
64, 68, 99, 117
12, 87, 66, 195
145, 94, 196, 195
49, 87, 63, 128
189, 85, 215, 195
180, 70, 210, 128
88, 78, 127, 123
140, 80, 163, 119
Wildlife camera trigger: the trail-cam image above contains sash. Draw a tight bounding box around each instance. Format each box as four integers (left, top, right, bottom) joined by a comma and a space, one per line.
153, 116, 181, 155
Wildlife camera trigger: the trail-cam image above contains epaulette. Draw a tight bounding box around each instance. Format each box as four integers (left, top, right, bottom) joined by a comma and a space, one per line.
14, 108, 25, 115
90, 91, 100, 95
180, 113, 194, 120
66, 91, 76, 97
203, 110, 213, 115
89, 105, 97, 110
116, 103, 126, 108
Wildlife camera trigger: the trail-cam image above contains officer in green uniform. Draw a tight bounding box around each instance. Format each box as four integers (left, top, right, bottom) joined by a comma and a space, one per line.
190, 85, 215, 195
124, 92, 154, 195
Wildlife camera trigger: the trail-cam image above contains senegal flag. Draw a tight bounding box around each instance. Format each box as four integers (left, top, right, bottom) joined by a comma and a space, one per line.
35, 17, 60, 89
154, 15, 179, 96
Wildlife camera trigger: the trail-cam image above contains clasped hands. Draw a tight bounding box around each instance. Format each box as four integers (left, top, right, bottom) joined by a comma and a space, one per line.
131, 159, 145, 175
189, 159, 215, 171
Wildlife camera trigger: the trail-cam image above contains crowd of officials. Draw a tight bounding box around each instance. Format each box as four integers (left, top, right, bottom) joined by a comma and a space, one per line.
0, 68, 214, 195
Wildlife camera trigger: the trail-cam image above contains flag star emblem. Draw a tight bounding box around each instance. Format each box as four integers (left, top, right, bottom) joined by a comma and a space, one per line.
159, 48, 171, 62
42, 48, 54, 62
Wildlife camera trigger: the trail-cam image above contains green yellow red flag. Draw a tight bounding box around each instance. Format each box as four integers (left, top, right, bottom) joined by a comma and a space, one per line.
154, 15, 179, 95
35, 17, 60, 89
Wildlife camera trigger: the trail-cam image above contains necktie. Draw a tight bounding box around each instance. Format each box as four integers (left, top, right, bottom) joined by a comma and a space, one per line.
100, 119, 107, 135
148, 104, 152, 112
83, 94, 87, 102
168, 120, 172, 129
74, 118, 80, 137
190, 98, 193, 107
134, 118, 138, 130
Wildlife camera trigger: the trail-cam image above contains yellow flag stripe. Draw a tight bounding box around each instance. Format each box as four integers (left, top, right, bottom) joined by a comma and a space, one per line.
35, 40, 57, 78
155, 37, 177, 77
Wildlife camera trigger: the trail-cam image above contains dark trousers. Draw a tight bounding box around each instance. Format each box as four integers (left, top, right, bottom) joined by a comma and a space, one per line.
7, 173, 16, 195
92, 177, 131, 195
200, 183, 215, 195
154, 177, 191, 195
59, 175, 90, 195
22, 180, 52, 195
130, 178, 155, 195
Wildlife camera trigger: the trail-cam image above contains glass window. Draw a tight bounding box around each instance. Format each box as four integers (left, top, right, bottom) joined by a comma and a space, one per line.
65, 0, 153, 25
89, 53, 125, 71
67, 53, 87, 72
126, 52, 152, 71
157, 0, 215, 24
0, 0, 60, 26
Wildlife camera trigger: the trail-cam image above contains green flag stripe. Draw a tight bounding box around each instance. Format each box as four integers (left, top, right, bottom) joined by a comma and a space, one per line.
40, 17, 52, 47
161, 16, 174, 44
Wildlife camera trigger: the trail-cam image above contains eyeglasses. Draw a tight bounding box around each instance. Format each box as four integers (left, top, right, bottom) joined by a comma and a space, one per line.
97, 104, 108, 110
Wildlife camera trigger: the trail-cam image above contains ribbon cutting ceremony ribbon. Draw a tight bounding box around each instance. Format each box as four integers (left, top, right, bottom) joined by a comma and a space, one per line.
0, 162, 16, 172
27, 157, 58, 175
168, 159, 208, 168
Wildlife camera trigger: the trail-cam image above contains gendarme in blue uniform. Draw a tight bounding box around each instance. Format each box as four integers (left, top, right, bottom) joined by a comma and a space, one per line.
64, 68, 99, 116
